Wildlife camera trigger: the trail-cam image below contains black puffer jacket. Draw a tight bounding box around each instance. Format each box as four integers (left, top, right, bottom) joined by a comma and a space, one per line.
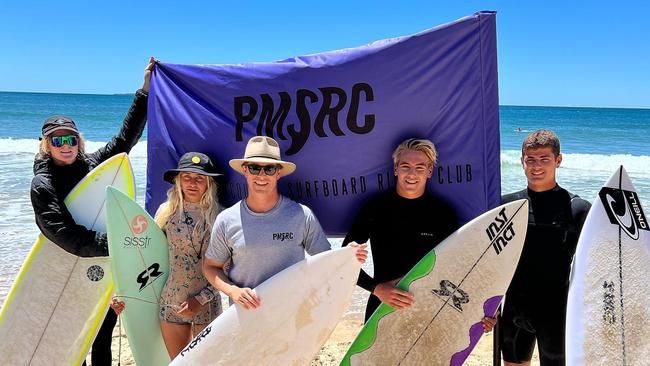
30, 89, 148, 257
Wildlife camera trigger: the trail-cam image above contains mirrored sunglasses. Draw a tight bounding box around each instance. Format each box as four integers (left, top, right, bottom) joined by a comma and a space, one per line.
246, 164, 279, 176
50, 135, 79, 148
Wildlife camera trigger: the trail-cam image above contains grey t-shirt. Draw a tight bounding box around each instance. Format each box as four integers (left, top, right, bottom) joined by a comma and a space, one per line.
205, 195, 331, 288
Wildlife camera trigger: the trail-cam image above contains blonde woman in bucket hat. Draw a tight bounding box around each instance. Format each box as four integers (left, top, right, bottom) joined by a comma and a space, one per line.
111, 152, 224, 358
203, 136, 367, 310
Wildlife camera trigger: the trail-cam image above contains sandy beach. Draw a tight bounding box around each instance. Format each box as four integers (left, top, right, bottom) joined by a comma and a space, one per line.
102, 290, 540, 366
104, 318, 541, 366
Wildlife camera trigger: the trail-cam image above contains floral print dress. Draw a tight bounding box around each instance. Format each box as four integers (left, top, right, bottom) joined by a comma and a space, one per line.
158, 202, 222, 324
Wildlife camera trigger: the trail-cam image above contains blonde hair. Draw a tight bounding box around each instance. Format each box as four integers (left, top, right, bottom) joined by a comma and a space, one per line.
37, 133, 87, 161
154, 173, 220, 240
392, 138, 438, 167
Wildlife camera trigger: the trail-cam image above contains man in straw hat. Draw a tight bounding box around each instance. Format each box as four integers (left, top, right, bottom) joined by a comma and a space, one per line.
203, 136, 367, 309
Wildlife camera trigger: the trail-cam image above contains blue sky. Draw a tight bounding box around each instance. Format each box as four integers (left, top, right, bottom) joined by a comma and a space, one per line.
1, 1, 649, 108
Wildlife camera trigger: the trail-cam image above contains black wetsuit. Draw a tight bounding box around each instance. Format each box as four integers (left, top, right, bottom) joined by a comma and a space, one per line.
30, 90, 147, 366
499, 185, 590, 366
343, 190, 458, 321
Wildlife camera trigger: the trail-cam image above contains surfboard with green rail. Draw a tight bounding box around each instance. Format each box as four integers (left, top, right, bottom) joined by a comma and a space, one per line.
340, 200, 528, 366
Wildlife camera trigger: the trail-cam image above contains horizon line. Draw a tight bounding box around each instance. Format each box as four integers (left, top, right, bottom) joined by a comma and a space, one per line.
1, 90, 649, 111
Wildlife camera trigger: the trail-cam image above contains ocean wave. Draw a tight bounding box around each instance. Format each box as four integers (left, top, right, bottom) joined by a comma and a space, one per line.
1, 138, 647, 180
0, 139, 40, 155
501, 150, 650, 178
0, 138, 148, 158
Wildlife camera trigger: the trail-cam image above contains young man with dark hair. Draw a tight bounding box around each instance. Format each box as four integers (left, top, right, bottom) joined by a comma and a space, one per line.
499, 129, 591, 366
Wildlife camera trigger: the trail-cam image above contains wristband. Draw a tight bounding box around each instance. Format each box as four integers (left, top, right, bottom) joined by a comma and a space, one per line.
195, 293, 210, 306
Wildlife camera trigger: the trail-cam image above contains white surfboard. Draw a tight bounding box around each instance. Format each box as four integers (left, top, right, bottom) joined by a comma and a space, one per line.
0, 153, 135, 366
567, 166, 650, 366
169, 246, 361, 366
341, 199, 528, 366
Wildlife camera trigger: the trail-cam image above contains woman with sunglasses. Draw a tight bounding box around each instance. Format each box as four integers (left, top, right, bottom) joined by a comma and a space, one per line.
30, 57, 155, 366
112, 152, 223, 359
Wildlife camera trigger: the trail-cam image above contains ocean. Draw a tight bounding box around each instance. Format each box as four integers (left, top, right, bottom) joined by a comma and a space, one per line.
1, 91, 649, 308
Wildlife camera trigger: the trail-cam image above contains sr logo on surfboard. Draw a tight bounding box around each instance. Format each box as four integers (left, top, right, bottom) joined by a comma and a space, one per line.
136, 263, 164, 291
431, 279, 470, 312
599, 188, 648, 240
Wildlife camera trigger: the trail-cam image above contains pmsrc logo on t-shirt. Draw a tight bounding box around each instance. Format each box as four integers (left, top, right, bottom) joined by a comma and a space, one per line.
273, 232, 294, 242
599, 187, 649, 240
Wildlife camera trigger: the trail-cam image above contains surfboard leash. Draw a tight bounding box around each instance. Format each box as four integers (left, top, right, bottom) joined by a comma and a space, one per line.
493, 304, 501, 366
117, 312, 122, 366
113, 294, 162, 305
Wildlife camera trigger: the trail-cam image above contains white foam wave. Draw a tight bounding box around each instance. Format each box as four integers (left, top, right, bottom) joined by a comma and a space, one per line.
84, 140, 148, 159
501, 150, 650, 179
0, 138, 148, 158
0, 138, 40, 155
1, 139, 647, 180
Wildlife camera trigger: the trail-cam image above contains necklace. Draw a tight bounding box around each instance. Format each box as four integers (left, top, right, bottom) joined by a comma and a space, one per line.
181, 209, 206, 263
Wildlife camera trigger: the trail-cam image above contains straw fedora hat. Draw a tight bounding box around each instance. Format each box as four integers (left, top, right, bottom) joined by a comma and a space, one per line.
229, 136, 296, 177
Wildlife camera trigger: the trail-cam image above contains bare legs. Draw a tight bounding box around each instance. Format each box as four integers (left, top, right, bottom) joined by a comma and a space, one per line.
160, 321, 208, 359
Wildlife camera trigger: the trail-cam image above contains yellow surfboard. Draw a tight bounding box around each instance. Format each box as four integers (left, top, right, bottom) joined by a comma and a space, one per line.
0, 153, 135, 366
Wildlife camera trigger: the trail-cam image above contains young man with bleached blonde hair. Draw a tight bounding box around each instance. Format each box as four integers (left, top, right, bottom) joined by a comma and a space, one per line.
343, 137, 457, 320
391, 138, 438, 167
344, 137, 496, 333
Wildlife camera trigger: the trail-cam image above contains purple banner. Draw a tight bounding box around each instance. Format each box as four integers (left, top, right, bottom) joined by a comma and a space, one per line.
146, 11, 501, 235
